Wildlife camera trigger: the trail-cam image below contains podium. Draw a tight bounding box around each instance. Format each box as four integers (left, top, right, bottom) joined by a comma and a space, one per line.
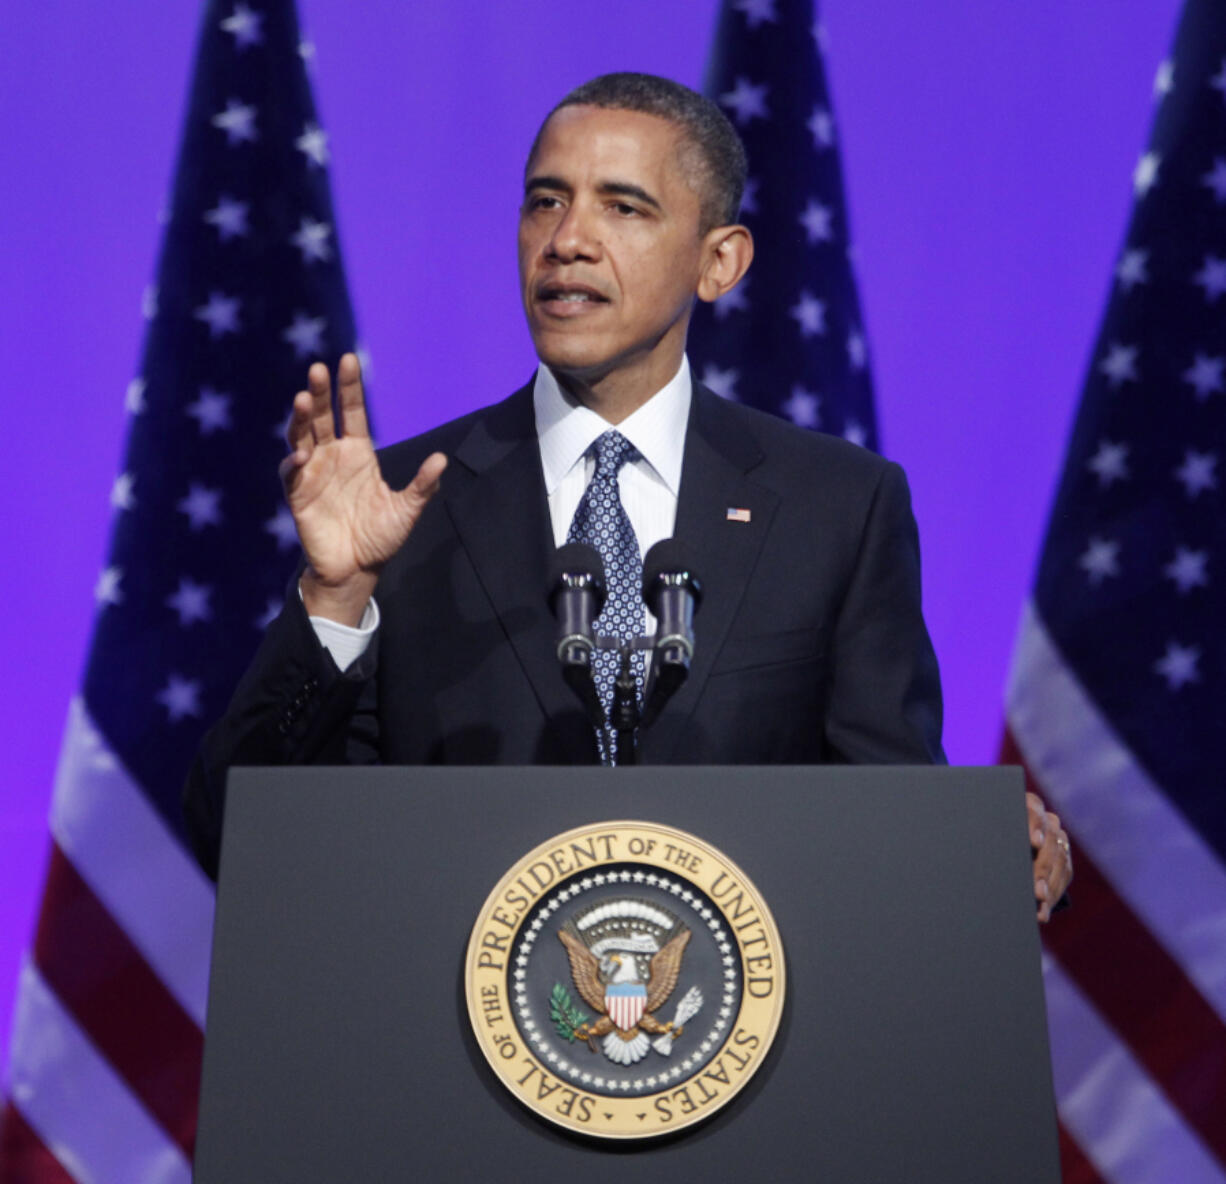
195, 766, 1060, 1182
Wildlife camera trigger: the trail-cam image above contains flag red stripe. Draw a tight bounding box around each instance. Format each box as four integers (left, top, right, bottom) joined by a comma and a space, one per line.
31, 843, 201, 1158
1057, 1119, 1109, 1184
1003, 730, 1226, 1165
0, 1101, 77, 1184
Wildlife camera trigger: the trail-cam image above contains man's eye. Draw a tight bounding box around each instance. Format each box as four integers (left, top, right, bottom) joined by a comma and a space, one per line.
612, 202, 641, 217
528, 195, 561, 211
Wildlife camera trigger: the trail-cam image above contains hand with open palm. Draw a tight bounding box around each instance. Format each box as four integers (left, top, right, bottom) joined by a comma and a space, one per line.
279, 352, 446, 624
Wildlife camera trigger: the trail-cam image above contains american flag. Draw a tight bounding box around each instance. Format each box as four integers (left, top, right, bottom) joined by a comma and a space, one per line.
688, 0, 878, 451
1002, 1, 1226, 1179
0, 2, 357, 1179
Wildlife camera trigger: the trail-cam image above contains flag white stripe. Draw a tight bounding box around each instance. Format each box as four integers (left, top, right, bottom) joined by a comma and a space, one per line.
48, 698, 214, 1027
1007, 601, 1226, 1022
1043, 954, 1226, 1184
5, 960, 192, 1184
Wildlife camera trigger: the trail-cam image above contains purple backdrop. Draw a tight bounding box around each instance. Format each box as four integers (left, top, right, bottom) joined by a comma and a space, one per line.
0, 1, 1182, 1053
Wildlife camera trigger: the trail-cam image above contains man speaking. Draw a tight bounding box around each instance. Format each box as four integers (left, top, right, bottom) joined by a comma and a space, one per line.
184, 72, 1071, 916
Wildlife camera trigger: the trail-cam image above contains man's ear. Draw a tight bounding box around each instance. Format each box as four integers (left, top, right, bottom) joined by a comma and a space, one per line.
696, 224, 754, 304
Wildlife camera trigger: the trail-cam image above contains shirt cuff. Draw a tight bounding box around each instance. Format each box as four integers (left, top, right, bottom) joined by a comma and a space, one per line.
305, 595, 379, 671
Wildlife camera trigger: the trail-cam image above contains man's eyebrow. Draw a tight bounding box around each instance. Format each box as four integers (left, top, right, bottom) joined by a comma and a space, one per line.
597, 181, 662, 211
524, 174, 570, 196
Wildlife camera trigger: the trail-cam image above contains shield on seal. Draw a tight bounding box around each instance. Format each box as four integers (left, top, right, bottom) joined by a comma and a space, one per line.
605, 981, 648, 1031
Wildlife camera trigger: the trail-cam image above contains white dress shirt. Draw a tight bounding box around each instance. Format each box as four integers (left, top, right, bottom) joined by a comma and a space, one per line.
310, 358, 692, 670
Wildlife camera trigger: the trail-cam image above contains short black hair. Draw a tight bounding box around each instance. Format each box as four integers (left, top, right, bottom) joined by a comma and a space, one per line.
527, 72, 748, 232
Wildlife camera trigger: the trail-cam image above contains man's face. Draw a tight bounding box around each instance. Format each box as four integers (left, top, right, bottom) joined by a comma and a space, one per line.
518, 105, 710, 401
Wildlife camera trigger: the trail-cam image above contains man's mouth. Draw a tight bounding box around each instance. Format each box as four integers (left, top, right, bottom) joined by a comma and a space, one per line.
537, 281, 609, 307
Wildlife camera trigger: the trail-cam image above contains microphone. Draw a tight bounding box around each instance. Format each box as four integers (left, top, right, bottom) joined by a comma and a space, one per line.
640, 539, 702, 727
547, 543, 607, 728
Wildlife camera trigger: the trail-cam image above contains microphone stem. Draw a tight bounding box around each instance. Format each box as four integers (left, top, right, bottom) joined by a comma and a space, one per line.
610, 642, 641, 765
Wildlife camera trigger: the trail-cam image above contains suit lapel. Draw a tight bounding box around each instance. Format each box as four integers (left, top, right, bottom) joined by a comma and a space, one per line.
443, 385, 595, 763
639, 385, 778, 763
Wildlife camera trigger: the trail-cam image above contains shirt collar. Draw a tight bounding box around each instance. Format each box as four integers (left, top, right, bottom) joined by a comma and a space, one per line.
534, 356, 692, 496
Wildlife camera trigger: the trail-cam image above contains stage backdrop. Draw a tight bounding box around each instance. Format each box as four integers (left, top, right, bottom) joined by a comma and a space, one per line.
0, 0, 1182, 1051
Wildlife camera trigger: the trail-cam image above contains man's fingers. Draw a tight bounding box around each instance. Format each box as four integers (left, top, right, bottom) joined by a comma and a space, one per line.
278, 437, 314, 491
1046, 812, 1073, 901
336, 352, 371, 440
1034, 854, 1053, 895
399, 452, 449, 515
1025, 790, 1071, 923
416, 451, 449, 488
277, 451, 301, 490
1032, 813, 1073, 923
285, 390, 315, 453
1034, 853, 1053, 923
1026, 791, 1047, 850
307, 362, 337, 444
1033, 828, 1058, 887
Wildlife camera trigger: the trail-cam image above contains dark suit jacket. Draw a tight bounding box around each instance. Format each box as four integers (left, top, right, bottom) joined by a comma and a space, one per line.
184, 381, 943, 877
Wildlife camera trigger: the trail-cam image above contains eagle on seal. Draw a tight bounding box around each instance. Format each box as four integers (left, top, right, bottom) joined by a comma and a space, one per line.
557, 898, 692, 1066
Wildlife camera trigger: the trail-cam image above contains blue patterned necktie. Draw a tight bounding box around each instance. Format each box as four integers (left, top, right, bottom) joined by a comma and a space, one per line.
566, 430, 645, 764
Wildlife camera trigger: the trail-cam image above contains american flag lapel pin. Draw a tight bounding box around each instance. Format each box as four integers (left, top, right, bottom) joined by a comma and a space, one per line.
726, 507, 752, 523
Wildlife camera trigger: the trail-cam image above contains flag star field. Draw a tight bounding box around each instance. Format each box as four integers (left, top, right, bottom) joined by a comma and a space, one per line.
689, 0, 878, 448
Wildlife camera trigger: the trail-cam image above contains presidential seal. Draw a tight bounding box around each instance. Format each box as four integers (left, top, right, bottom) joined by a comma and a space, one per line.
464, 821, 785, 1139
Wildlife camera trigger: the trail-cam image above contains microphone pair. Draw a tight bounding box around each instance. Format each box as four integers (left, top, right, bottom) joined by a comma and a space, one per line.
548, 539, 703, 730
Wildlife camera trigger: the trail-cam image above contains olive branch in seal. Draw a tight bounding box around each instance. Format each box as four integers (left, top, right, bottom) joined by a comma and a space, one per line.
550, 982, 589, 1042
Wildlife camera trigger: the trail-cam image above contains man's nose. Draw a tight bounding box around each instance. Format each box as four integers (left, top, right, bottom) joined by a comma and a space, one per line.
546, 202, 600, 262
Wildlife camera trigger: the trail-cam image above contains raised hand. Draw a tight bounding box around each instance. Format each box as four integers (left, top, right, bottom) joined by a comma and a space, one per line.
278, 352, 447, 624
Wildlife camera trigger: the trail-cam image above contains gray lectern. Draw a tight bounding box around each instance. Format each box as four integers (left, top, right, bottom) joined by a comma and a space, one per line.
195, 766, 1060, 1183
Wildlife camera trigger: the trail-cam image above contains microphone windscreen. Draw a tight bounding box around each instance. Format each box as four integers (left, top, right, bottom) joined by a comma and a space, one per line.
641, 538, 702, 606
548, 542, 606, 597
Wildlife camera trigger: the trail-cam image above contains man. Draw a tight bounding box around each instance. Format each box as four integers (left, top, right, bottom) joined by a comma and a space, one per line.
185, 73, 1071, 917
